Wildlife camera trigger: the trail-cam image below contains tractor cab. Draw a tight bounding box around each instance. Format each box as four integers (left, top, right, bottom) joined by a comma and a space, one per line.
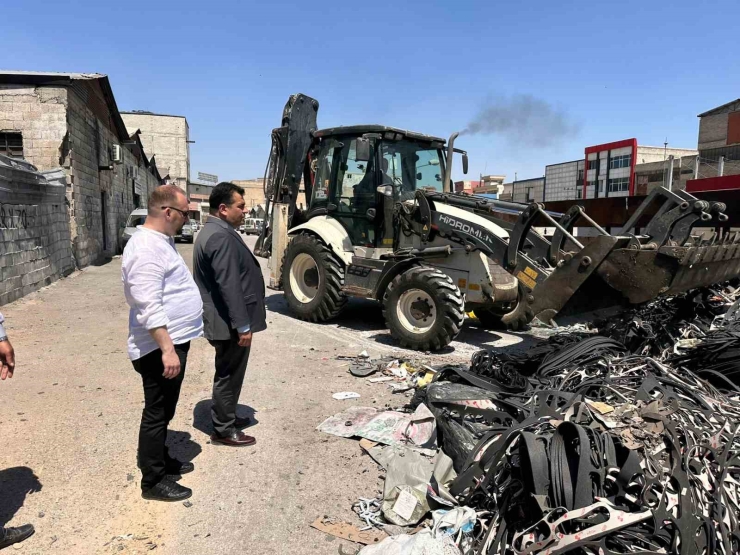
306, 126, 449, 250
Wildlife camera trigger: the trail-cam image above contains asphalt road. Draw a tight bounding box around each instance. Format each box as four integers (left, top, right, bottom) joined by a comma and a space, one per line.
0, 232, 536, 554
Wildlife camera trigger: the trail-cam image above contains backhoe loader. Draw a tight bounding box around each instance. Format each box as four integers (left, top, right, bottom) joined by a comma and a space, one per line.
255, 94, 740, 351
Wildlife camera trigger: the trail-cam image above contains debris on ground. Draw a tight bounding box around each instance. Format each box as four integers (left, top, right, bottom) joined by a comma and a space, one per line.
333, 391, 362, 400
310, 516, 387, 545
319, 282, 740, 553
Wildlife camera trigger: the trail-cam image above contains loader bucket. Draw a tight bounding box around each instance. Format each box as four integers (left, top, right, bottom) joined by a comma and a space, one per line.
514, 187, 740, 324
596, 242, 740, 304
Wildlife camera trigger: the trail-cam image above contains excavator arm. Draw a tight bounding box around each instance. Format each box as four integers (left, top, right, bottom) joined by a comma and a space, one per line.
254, 94, 319, 258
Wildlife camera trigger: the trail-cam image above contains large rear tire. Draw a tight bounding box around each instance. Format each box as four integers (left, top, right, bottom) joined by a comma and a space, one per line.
282, 234, 347, 322
383, 266, 465, 351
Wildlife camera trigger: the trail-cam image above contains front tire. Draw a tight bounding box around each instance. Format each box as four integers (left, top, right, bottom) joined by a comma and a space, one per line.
383, 266, 465, 351
282, 234, 347, 322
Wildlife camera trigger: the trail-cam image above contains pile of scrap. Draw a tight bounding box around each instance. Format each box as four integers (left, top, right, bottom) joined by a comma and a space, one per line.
317, 284, 740, 554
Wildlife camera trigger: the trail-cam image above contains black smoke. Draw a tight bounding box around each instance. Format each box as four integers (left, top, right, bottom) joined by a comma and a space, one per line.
462, 94, 580, 147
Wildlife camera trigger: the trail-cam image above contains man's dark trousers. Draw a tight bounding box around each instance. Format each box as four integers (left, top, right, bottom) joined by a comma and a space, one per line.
132, 342, 190, 490
209, 330, 249, 437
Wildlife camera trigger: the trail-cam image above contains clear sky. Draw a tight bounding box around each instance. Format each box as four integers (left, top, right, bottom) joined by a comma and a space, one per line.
4, 0, 740, 183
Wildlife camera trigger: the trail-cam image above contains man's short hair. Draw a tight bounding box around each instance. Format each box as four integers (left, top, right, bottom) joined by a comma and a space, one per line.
209, 182, 245, 211
147, 184, 185, 215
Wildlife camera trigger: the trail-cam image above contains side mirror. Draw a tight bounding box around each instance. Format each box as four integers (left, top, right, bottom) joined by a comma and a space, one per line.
355, 138, 371, 162
416, 172, 423, 181
377, 184, 394, 197
462, 153, 469, 175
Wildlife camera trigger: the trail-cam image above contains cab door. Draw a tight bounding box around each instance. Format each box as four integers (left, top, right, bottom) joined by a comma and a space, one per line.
329, 137, 380, 247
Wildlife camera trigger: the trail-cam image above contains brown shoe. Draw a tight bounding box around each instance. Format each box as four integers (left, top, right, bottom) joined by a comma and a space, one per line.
210, 431, 256, 447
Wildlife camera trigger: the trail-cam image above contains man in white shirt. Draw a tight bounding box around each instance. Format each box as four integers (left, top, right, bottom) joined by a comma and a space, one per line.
0, 313, 36, 550
122, 185, 203, 502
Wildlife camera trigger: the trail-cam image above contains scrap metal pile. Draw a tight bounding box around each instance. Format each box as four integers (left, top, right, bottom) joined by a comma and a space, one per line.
425, 284, 740, 555
318, 283, 740, 555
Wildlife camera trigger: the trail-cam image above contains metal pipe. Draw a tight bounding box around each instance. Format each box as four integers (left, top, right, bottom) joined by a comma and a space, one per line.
443, 132, 459, 193
538, 209, 585, 249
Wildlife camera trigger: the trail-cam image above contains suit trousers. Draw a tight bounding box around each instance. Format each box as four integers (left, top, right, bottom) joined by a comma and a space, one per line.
132, 342, 190, 490
208, 330, 250, 437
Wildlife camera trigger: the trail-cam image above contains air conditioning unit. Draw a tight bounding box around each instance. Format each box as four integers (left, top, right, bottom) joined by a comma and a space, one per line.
110, 144, 123, 164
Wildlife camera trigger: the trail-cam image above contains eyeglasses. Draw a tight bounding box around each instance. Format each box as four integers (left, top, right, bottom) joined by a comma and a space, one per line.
161, 206, 189, 218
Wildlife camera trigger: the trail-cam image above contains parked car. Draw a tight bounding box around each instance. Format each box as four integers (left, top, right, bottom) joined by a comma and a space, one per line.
120, 208, 148, 249
242, 218, 264, 235
189, 219, 200, 231
176, 222, 195, 243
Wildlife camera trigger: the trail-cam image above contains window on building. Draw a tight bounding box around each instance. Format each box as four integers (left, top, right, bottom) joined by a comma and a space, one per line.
587, 159, 599, 170
0, 132, 23, 158
587, 180, 598, 188
609, 154, 631, 169
608, 177, 630, 193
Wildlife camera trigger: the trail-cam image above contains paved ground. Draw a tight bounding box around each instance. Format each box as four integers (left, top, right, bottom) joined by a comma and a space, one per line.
0, 233, 541, 554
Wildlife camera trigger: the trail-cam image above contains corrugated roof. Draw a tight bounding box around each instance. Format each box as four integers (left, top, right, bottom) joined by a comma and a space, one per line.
120, 110, 188, 121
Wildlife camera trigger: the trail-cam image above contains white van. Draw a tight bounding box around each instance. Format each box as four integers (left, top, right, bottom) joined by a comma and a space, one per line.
242, 218, 264, 235
120, 208, 148, 249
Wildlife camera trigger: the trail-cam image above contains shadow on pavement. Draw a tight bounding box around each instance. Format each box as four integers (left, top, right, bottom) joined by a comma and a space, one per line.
167, 431, 202, 464
192, 399, 259, 437
265, 288, 546, 355
0, 466, 42, 527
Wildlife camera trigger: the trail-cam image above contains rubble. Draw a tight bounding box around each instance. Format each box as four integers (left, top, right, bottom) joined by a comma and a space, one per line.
321, 283, 740, 554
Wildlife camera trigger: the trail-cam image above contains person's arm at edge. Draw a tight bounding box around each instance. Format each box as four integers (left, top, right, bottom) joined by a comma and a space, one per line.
0, 312, 16, 380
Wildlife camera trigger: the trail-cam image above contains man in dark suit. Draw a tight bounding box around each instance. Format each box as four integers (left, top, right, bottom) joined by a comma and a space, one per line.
193, 182, 266, 447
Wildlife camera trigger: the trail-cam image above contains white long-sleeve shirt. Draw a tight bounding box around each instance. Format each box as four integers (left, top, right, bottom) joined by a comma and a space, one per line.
0, 312, 6, 338
122, 226, 204, 360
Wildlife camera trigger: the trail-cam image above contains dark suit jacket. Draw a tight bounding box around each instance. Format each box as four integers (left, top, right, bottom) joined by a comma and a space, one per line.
193, 216, 267, 341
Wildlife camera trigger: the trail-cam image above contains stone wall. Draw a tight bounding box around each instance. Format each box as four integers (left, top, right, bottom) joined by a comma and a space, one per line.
66, 82, 160, 267
0, 84, 69, 171
0, 155, 74, 305
1, 81, 161, 271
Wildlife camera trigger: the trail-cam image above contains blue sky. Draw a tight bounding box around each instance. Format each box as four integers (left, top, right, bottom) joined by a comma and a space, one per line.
4, 0, 740, 183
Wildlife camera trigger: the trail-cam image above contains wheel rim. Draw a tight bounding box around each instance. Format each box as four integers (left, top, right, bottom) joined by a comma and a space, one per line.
396, 288, 436, 333
290, 253, 319, 303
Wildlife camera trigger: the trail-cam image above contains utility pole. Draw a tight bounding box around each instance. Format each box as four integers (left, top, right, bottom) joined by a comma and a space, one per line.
694, 155, 700, 180
719, 156, 725, 177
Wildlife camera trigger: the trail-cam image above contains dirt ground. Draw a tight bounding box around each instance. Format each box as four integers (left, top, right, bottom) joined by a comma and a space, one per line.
0, 234, 540, 554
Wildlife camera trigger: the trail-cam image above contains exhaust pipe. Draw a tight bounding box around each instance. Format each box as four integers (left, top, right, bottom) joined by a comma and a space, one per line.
443, 132, 459, 193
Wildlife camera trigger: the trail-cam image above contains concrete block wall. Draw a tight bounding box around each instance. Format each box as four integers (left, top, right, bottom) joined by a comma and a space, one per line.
66, 82, 160, 265
0, 158, 74, 305
0, 85, 69, 171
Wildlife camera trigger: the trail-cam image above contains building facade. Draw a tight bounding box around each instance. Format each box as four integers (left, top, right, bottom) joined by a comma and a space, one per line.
583, 139, 697, 199
545, 160, 584, 202
473, 174, 505, 196
453, 180, 480, 194
512, 177, 545, 203
0, 72, 163, 302
120, 111, 190, 192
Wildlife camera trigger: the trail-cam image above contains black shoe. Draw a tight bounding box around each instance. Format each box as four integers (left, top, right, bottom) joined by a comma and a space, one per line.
165, 460, 194, 478
142, 479, 192, 502
234, 416, 252, 429
210, 430, 256, 447
0, 524, 35, 549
